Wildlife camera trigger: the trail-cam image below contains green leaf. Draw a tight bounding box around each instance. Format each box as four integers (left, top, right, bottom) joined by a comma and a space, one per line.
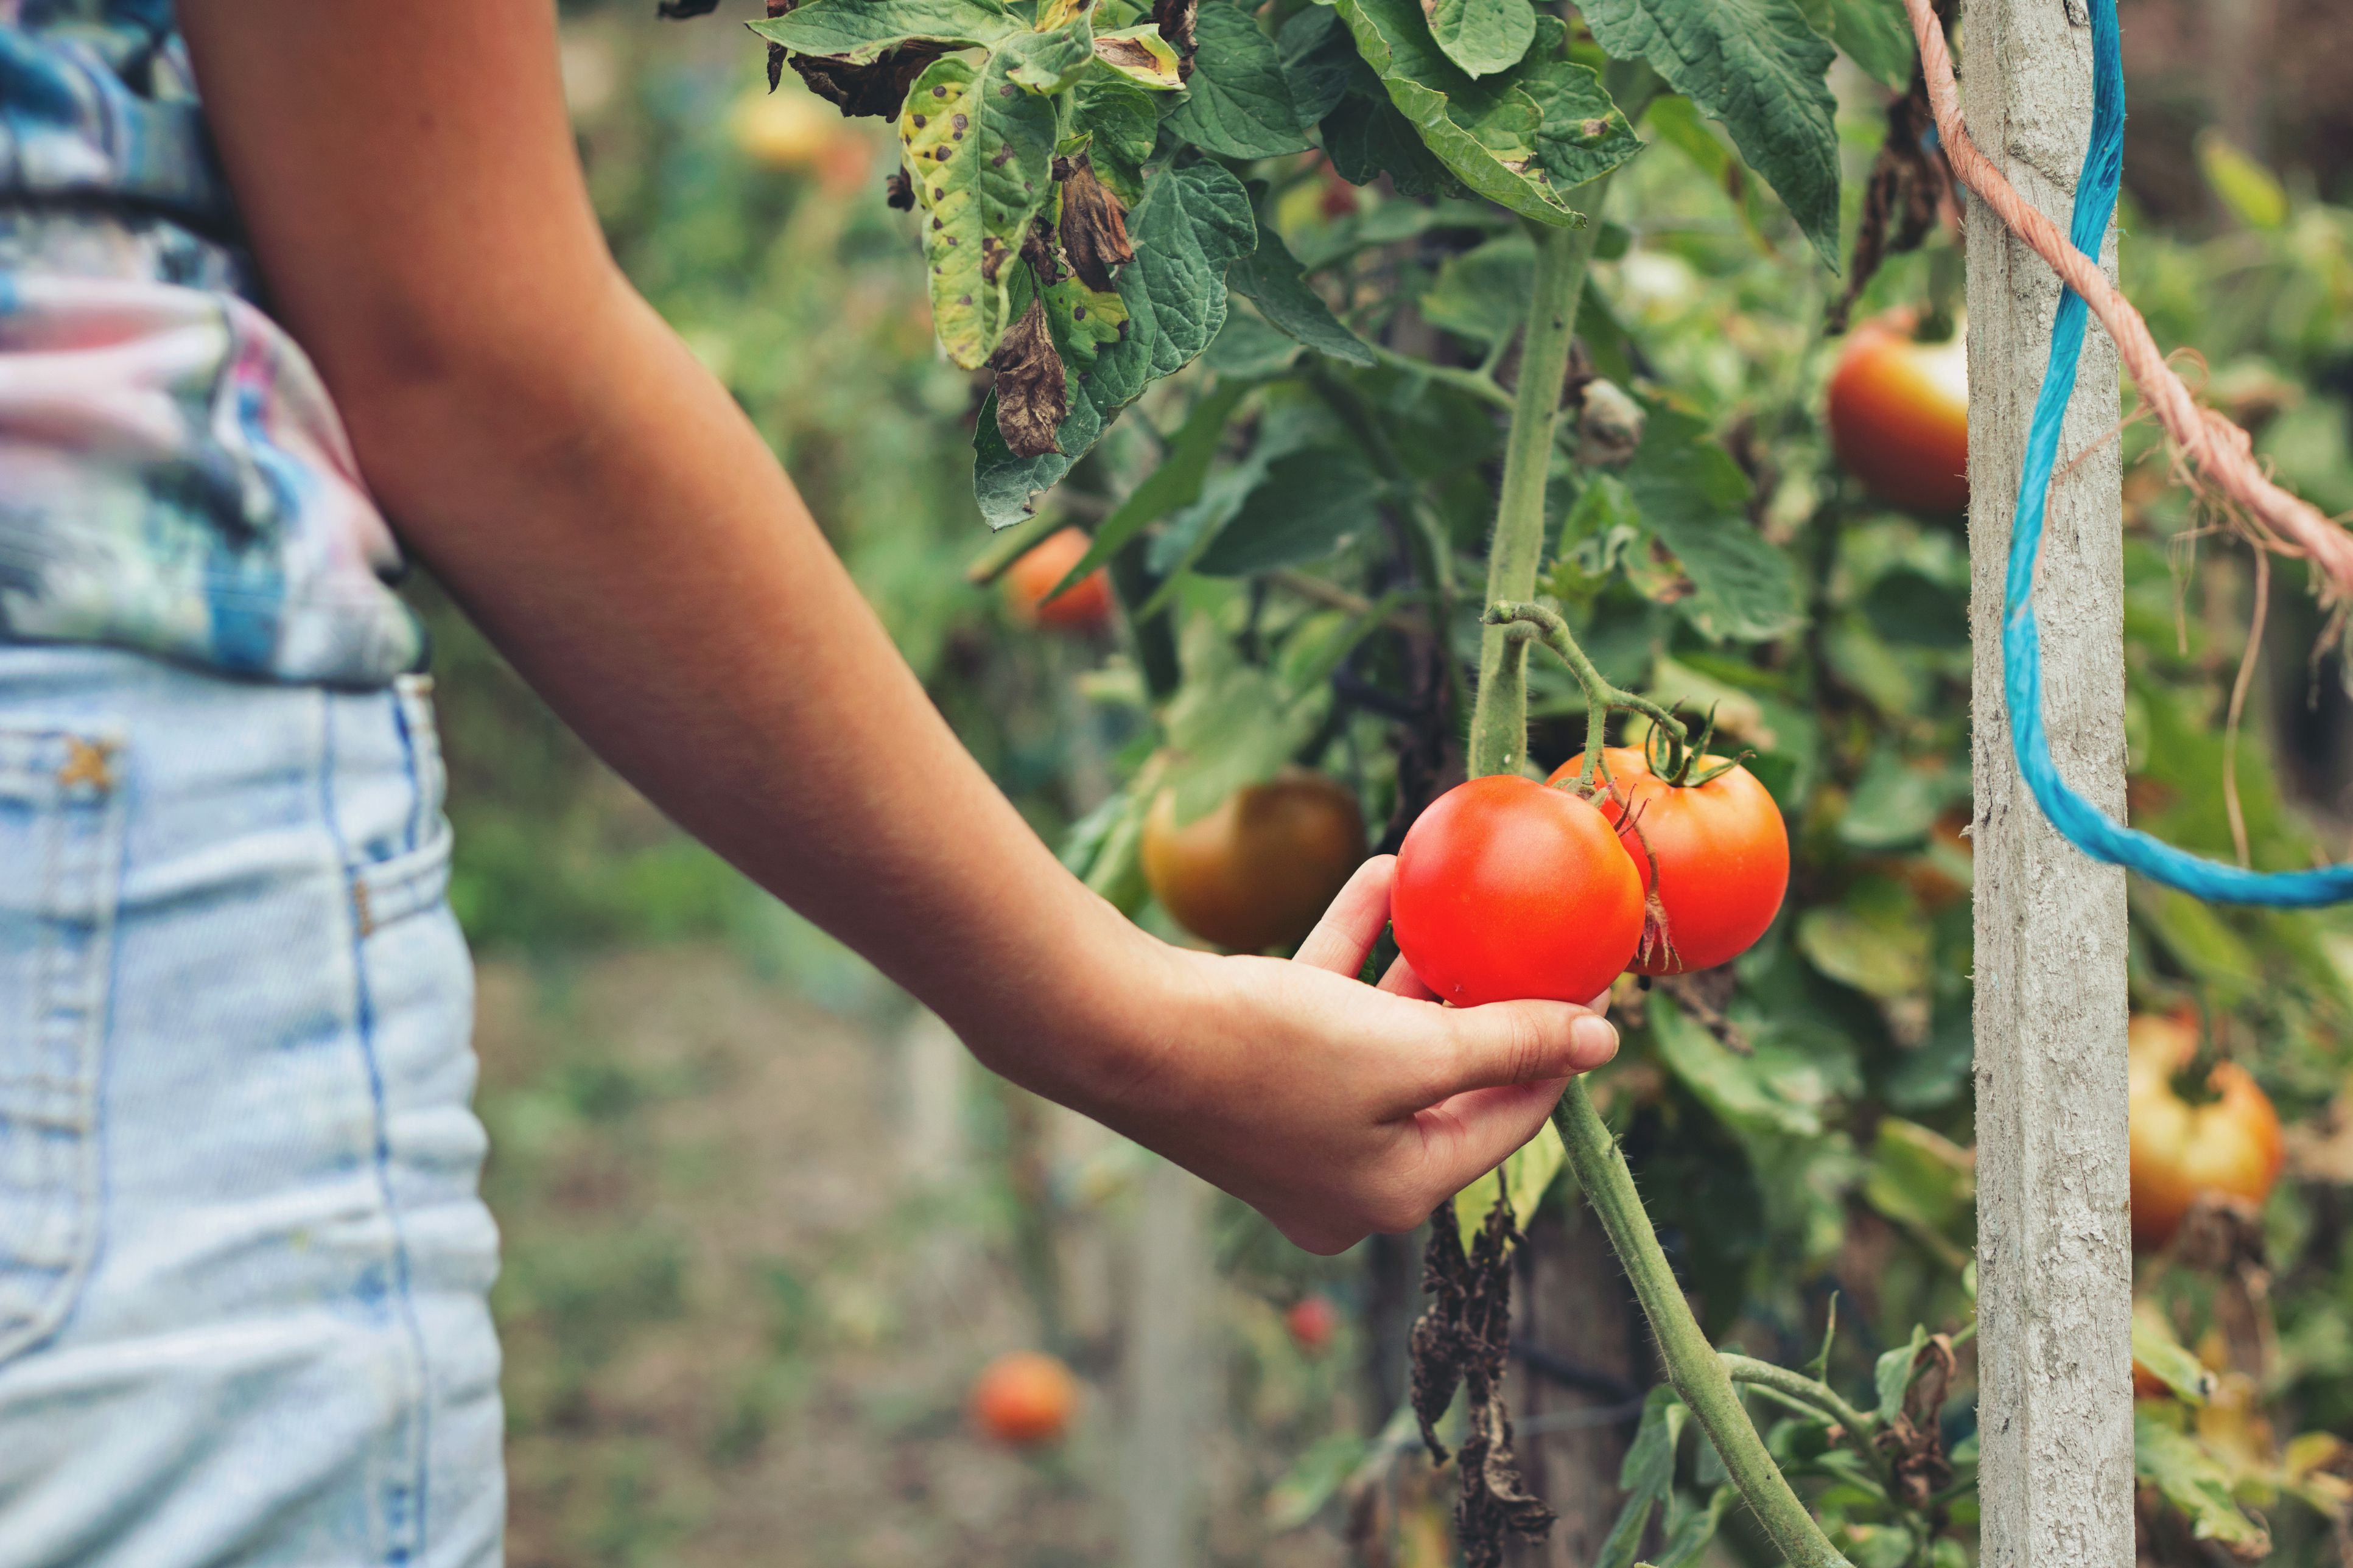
900, 52, 1058, 369
1227, 225, 1376, 365
1452, 1118, 1567, 1242
1425, 0, 1537, 79
2133, 1306, 2217, 1407
1861, 1117, 1974, 1241
1797, 876, 1929, 1000
1277, 4, 1369, 124
1051, 380, 1254, 597
1838, 746, 1944, 849
748, 0, 1019, 60
973, 161, 1259, 525
1822, 0, 1916, 91
2134, 1409, 2273, 1557
1418, 231, 1536, 346
1580, 0, 1842, 265
1071, 74, 1162, 198
1263, 1430, 1370, 1530
1092, 23, 1189, 89
1654, 1485, 1737, 1567
1874, 1324, 1926, 1424
2198, 131, 2290, 231
1196, 447, 1385, 573
1622, 409, 1801, 642
1159, 618, 1332, 822
1165, 1, 1314, 159
1652, 992, 1828, 1139
1206, 309, 1308, 378
1320, 94, 1464, 197
1001, 15, 1099, 92
1324, 1, 1639, 225
1861, 565, 1968, 648
1599, 1388, 1687, 1568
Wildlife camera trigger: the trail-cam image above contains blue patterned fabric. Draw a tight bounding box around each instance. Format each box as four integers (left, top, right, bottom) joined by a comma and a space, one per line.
0, 1, 425, 686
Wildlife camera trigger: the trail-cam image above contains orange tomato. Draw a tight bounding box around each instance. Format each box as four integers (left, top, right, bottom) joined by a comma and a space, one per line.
1003, 527, 1114, 634
1827, 312, 1969, 516
970, 1350, 1078, 1446
1554, 748, 1789, 976
2128, 1014, 2285, 1253
1142, 770, 1366, 953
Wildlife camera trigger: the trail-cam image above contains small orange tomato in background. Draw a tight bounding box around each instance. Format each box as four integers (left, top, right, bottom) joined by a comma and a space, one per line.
1555, 748, 1789, 976
1142, 770, 1366, 953
970, 1350, 1078, 1446
2127, 1013, 2285, 1253
1286, 1294, 1339, 1354
1827, 312, 1970, 517
1391, 774, 1644, 1007
1003, 527, 1114, 634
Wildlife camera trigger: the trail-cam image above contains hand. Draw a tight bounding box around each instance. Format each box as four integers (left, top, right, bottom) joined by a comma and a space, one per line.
1017, 856, 1619, 1255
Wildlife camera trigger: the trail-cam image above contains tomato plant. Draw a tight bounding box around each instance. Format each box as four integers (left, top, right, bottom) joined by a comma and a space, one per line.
1141, 768, 1363, 952
1552, 745, 1788, 975
1826, 310, 1969, 516
658, 0, 2353, 1555
970, 1349, 1079, 1446
2127, 1013, 2286, 1253
1392, 774, 1643, 1007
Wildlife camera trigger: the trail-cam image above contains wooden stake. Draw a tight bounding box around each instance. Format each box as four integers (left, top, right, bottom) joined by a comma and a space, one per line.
1963, 1, 2136, 1562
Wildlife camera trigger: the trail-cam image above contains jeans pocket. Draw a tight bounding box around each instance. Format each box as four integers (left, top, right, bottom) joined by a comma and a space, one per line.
0, 727, 125, 1365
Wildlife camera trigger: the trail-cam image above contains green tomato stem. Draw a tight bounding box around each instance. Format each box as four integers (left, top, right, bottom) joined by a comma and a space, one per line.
1554, 1080, 1853, 1568
1485, 599, 1689, 783
1465, 197, 1613, 780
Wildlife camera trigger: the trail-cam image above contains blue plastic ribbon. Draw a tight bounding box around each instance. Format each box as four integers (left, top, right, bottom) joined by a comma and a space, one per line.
2003, 0, 2353, 906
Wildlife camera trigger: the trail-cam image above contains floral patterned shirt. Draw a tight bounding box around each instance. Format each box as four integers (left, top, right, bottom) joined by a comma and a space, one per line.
0, 0, 424, 684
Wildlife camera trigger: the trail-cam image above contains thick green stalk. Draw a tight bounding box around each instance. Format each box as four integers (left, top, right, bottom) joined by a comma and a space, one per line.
1465, 193, 1613, 779
1554, 1080, 1852, 1568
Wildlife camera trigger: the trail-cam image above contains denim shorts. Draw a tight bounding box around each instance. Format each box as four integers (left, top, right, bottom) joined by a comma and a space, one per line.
0, 645, 502, 1567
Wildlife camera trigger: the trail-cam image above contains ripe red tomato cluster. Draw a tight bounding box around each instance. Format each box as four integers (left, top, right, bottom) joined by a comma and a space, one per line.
1392, 749, 1789, 1006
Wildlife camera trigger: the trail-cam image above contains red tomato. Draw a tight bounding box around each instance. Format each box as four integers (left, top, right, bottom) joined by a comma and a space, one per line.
1286, 1294, 1339, 1353
1142, 770, 1365, 953
2128, 1015, 2285, 1253
1391, 775, 1644, 1007
1827, 312, 1969, 516
1003, 527, 1114, 634
1553, 748, 1789, 976
970, 1350, 1078, 1446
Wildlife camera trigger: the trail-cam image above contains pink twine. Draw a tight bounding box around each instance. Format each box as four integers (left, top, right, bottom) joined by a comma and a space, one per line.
1899, 0, 2353, 606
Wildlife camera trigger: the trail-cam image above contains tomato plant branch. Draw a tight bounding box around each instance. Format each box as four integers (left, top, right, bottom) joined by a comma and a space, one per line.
1554, 1080, 1853, 1568
1485, 599, 1689, 786
1718, 1355, 1876, 1437
1466, 191, 1616, 780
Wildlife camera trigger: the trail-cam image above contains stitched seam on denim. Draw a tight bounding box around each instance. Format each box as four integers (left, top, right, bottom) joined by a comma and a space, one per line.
0, 729, 119, 1367
318, 691, 433, 1566
387, 684, 423, 857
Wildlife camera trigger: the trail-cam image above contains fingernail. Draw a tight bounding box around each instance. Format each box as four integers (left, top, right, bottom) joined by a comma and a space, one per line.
1570, 1013, 1619, 1066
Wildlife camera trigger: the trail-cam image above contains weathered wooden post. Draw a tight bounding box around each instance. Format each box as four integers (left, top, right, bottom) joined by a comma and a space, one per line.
1963, 0, 2136, 1561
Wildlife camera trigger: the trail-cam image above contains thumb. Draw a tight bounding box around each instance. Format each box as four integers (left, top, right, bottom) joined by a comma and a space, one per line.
1380, 999, 1617, 1118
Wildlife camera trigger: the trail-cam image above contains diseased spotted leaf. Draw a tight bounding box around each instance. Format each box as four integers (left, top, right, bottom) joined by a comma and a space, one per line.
1324, 3, 1638, 224
748, 0, 1019, 61
973, 161, 1258, 527
1521, 55, 1647, 191
901, 52, 1057, 368
1580, 0, 1842, 265
1059, 156, 1135, 291
1151, 0, 1199, 78
1165, 1, 1313, 159
989, 285, 1070, 457
1041, 271, 1129, 371
1001, 15, 1099, 92
1424, 0, 1536, 80
1092, 24, 1188, 88
1226, 223, 1374, 365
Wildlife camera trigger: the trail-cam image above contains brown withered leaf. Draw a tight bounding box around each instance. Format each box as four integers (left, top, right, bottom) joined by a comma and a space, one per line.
1873, 1334, 1958, 1513
987, 295, 1068, 458
1829, 75, 1957, 333
1152, 0, 1199, 79
763, 0, 945, 117
1058, 156, 1135, 292
1020, 217, 1064, 285
1406, 1172, 1553, 1568
885, 170, 916, 210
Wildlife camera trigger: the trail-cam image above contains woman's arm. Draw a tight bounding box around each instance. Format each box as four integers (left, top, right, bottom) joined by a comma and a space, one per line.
175, 0, 1615, 1255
